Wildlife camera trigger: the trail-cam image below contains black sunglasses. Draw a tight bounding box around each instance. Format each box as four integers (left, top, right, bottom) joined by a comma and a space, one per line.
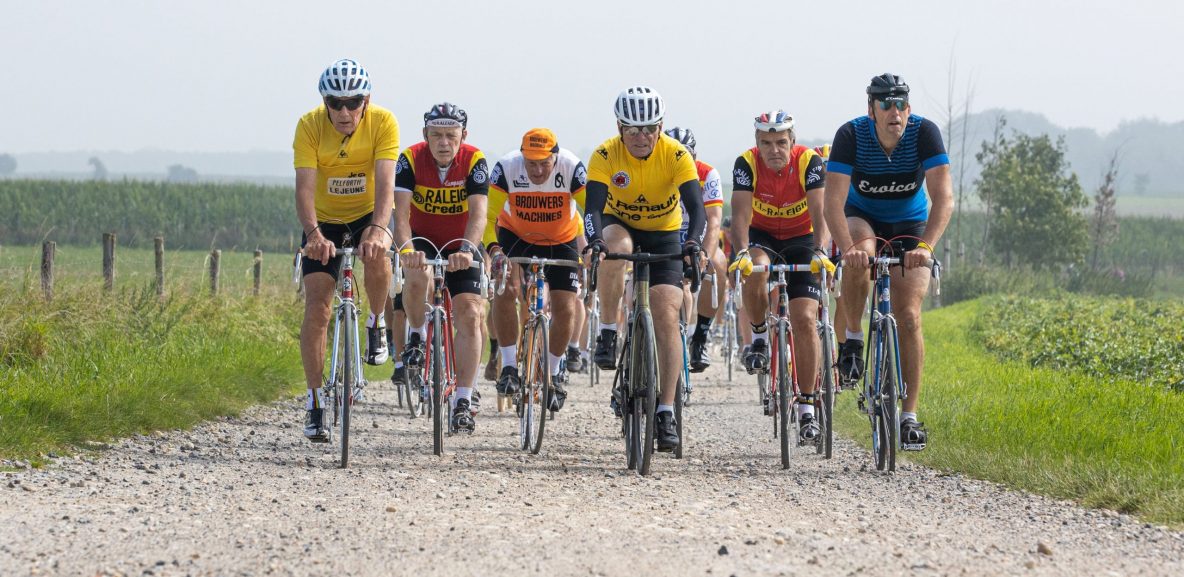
325, 96, 366, 111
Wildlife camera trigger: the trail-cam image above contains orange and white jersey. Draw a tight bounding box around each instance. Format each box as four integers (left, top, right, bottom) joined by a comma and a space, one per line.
484, 148, 587, 247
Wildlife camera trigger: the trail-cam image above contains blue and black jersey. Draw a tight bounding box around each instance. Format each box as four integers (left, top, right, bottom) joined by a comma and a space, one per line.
827, 114, 948, 223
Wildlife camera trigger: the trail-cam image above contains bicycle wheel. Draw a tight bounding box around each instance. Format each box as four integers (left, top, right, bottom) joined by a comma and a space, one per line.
430, 311, 445, 456
635, 312, 659, 477
674, 374, 684, 459
406, 370, 423, 418
531, 321, 550, 455
776, 321, 792, 469
883, 321, 900, 472
340, 315, 354, 469
818, 320, 837, 459
723, 308, 735, 381
871, 324, 891, 471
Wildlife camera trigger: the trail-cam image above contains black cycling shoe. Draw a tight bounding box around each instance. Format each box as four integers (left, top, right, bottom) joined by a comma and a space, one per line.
303, 408, 330, 443
402, 333, 425, 368
838, 340, 864, 386
593, 330, 618, 370
565, 346, 584, 374
609, 386, 624, 418
452, 398, 475, 433
655, 411, 679, 453
496, 366, 521, 395
744, 339, 770, 374
689, 338, 711, 373
900, 417, 927, 451
798, 412, 820, 445
365, 325, 389, 365
549, 370, 568, 412
391, 365, 408, 387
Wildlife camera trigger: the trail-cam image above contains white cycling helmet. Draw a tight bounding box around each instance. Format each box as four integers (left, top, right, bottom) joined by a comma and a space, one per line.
754, 109, 794, 133
614, 86, 664, 126
318, 58, 372, 98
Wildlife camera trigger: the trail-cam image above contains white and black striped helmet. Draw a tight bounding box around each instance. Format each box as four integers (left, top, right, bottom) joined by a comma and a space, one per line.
614, 86, 664, 126
318, 59, 372, 98
664, 127, 696, 156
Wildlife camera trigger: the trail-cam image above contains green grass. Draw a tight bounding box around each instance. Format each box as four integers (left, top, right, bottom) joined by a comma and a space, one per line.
834, 299, 1184, 527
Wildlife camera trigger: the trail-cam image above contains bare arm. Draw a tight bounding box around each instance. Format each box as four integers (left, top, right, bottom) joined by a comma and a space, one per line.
823, 173, 852, 253
806, 186, 829, 251
905, 164, 954, 269
703, 205, 722, 261
730, 190, 753, 252
360, 158, 395, 260
464, 194, 488, 251
296, 167, 334, 264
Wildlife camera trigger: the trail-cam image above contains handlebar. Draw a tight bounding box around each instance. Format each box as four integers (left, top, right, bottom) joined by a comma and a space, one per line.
833, 256, 941, 299
587, 250, 700, 294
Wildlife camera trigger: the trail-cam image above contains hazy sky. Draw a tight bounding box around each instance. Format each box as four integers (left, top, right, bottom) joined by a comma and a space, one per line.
2, 0, 1181, 167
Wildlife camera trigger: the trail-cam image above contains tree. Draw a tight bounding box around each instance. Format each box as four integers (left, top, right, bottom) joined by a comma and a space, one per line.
89, 157, 108, 181
166, 164, 199, 183
975, 128, 1088, 270
1089, 150, 1120, 271
0, 153, 15, 176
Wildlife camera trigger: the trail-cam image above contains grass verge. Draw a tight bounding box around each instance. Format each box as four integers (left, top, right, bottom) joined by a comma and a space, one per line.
834, 298, 1184, 527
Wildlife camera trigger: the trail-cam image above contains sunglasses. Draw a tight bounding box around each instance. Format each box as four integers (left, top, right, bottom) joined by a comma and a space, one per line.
621, 125, 661, 137
325, 96, 366, 111
877, 99, 907, 111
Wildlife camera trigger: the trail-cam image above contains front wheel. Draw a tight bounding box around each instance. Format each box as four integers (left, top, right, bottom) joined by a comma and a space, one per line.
775, 322, 793, 469
430, 311, 445, 456
818, 321, 837, 459
635, 313, 659, 477
530, 321, 550, 454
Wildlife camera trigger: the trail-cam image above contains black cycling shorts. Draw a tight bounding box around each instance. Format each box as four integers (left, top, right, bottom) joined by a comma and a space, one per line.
601, 214, 683, 288
748, 228, 821, 302
411, 237, 484, 297
301, 213, 376, 279
843, 205, 927, 255
496, 228, 581, 294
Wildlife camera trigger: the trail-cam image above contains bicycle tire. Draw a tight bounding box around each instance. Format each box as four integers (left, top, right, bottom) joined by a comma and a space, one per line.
883, 321, 900, 472
340, 317, 354, 469
431, 311, 445, 456
636, 312, 658, 477
776, 320, 792, 469
724, 308, 735, 381
872, 325, 890, 471
406, 371, 423, 418
674, 374, 684, 459
531, 321, 550, 455
818, 319, 837, 459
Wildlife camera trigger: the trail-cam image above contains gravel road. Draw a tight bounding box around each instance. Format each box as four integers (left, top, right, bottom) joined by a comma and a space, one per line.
2, 361, 1182, 577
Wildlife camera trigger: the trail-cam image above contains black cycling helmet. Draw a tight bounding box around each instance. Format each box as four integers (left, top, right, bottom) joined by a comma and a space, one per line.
424, 102, 468, 129
664, 126, 696, 157
866, 73, 910, 101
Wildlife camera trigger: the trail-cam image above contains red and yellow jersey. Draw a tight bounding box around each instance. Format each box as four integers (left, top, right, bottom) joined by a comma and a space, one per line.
394, 142, 489, 248
732, 145, 825, 240
484, 149, 587, 247
587, 133, 699, 232
293, 104, 400, 223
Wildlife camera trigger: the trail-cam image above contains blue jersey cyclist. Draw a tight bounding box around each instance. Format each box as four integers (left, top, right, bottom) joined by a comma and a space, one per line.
822, 73, 953, 451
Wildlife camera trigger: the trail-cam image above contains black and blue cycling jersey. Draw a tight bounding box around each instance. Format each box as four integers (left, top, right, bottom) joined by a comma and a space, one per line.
826, 114, 948, 223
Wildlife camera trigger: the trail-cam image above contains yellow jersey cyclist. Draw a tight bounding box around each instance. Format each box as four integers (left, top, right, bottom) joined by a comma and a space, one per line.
664, 127, 725, 373
293, 58, 399, 442
729, 110, 832, 442
823, 73, 953, 451
485, 128, 587, 412
393, 102, 490, 434
586, 86, 707, 453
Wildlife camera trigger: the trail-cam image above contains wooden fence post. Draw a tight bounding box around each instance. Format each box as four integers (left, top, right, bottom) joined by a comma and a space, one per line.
41, 241, 55, 301
209, 250, 221, 295
102, 232, 116, 291
253, 250, 263, 296
154, 236, 165, 298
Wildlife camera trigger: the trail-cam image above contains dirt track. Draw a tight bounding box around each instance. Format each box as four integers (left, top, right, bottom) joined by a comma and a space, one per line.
2, 360, 1182, 577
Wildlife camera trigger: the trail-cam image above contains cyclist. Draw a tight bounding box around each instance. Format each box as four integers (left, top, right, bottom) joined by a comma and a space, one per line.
294, 58, 399, 442
485, 128, 587, 411
729, 110, 830, 441
393, 102, 490, 434
664, 127, 725, 373
587, 86, 706, 452
823, 73, 953, 451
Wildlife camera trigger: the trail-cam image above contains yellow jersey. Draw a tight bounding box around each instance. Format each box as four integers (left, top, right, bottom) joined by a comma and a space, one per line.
587, 133, 698, 232
293, 104, 400, 223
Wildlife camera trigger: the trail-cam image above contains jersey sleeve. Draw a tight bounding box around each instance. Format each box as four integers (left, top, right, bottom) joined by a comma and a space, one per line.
587, 146, 611, 186
826, 123, 858, 176
466, 154, 490, 196
803, 154, 826, 191
373, 112, 400, 162
394, 150, 416, 192
917, 118, 950, 171
703, 168, 723, 208
484, 161, 509, 246
293, 116, 318, 169
732, 155, 755, 192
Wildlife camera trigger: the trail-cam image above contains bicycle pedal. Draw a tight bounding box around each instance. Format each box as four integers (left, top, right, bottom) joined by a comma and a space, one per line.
901, 442, 926, 452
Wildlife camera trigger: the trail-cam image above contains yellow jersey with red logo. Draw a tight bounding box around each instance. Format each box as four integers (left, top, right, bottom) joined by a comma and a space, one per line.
394, 142, 489, 248
293, 104, 400, 223
587, 133, 699, 232
484, 149, 587, 247
732, 145, 825, 240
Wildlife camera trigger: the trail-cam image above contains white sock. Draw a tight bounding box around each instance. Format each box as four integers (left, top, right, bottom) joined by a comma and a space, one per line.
394, 361, 404, 369
306, 389, 324, 410
601, 322, 618, 333
568, 340, 579, 349
581, 350, 590, 361
751, 330, 767, 344
901, 411, 917, 423
845, 329, 863, 341
797, 403, 815, 419
500, 345, 518, 369
410, 324, 426, 339
454, 387, 473, 407
657, 404, 674, 414
548, 352, 564, 376
367, 312, 385, 329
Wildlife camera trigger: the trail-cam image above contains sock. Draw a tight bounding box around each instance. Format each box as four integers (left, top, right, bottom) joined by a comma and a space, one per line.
366, 312, 385, 329
500, 345, 518, 369
751, 321, 768, 344
568, 340, 580, 350
601, 323, 618, 333
901, 411, 917, 423
454, 387, 473, 407
394, 361, 404, 369
845, 329, 863, 342
693, 314, 713, 341
410, 324, 426, 340
548, 352, 564, 376
657, 404, 674, 414
797, 402, 815, 419
306, 389, 324, 410
581, 350, 590, 361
